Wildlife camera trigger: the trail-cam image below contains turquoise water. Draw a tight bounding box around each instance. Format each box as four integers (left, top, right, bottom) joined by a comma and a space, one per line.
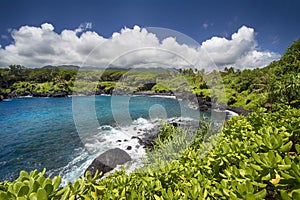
0, 96, 201, 182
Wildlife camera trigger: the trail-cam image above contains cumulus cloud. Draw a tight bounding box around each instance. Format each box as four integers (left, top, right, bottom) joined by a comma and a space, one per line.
200, 26, 280, 69
41, 23, 54, 31
0, 23, 280, 70
75, 22, 92, 33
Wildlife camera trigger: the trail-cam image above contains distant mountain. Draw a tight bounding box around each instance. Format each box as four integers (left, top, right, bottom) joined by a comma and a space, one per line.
42, 65, 80, 70
41, 65, 178, 71
41, 65, 131, 71
80, 66, 130, 71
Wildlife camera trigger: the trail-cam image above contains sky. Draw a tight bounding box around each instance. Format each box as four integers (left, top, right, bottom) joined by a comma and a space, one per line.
0, 0, 299, 70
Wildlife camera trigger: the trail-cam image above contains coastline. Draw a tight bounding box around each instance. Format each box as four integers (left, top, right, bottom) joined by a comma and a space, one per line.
0, 90, 250, 116
0, 90, 245, 184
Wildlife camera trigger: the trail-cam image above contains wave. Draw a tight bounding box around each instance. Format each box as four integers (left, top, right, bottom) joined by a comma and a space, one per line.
56, 112, 234, 185
55, 117, 162, 185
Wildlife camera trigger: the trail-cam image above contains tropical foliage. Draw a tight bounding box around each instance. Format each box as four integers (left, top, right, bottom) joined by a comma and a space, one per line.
1, 107, 299, 199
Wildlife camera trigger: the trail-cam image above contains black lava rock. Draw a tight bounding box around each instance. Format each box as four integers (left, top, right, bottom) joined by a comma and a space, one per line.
85, 148, 132, 177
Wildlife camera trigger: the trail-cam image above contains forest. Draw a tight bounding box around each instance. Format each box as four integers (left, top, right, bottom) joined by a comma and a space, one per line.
0, 39, 299, 199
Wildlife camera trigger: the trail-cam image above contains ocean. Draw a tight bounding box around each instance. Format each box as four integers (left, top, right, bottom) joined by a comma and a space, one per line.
0, 95, 209, 184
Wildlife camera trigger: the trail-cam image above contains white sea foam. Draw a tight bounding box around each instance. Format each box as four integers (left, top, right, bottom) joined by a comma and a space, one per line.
58, 113, 233, 185
226, 110, 239, 117
58, 117, 162, 185
150, 95, 176, 99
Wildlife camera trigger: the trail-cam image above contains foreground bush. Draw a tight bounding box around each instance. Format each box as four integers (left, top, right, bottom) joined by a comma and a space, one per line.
1, 107, 300, 199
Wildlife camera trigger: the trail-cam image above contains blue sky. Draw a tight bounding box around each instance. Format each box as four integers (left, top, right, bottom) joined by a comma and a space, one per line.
0, 0, 299, 69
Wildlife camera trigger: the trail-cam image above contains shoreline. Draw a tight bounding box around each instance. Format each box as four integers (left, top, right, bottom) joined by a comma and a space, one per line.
1, 91, 249, 116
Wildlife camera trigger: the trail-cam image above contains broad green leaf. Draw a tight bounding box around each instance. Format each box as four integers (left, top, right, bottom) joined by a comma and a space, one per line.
29, 192, 37, 200
279, 141, 293, 152
52, 176, 61, 191
280, 190, 291, 200
154, 194, 161, 200
295, 144, 300, 154
17, 185, 29, 197
37, 188, 48, 200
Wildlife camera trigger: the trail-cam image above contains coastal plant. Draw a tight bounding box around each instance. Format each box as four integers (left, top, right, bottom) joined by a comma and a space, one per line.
1, 108, 300, 199
0, 168, 61, 200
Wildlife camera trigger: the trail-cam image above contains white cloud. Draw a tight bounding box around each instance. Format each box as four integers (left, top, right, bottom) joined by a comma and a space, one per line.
200, 26, 280, 69
75, 22, 92, 33
41, 23, 54, 31
0, 23, 280, 70
85, 22, 92, 29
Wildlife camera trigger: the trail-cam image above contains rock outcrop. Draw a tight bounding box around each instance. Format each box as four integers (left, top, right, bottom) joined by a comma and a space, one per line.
85, 148, 132, 177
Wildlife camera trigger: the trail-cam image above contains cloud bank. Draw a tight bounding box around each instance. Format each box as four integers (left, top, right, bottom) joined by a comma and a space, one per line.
0, 23, 280, 70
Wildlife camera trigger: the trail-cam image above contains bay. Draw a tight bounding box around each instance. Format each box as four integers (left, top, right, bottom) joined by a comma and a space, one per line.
0, 95, 203, 183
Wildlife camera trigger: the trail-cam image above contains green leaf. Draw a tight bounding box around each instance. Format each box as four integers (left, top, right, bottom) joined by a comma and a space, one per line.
279, 141, 293, 152
167, 188, 173, 199
250, 164, 263, 171
280, 171, 295, 180
291, 163, 300, 177
262, 173, 271, 181
295, 144, 300, 154
52, 176, 61, 191
37, 188, 48, 200
19, 171, 29, 179
280, 190, 292, 200
60, 187, 70, 200
292, 189, 300, 200
154, 194, 161, 200
16, 197, 26, 200
251, 181, 267, 188
252, 152, 262, 165
29, 192, 38, 200
121, 188, 126, 197
13, 182, 23, 194
278, 164, 291, 170
55, 187, 67, 196
29, 179, 40, 193
0, 191, 9, 199
44, 183, 53, 195
17, 185, 29, 197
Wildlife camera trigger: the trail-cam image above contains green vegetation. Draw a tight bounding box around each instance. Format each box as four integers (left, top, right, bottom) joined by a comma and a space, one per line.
1, 107, 299, 199
1, 39, 299, 110
0, 39, 300, 199
222, 39, 300, 110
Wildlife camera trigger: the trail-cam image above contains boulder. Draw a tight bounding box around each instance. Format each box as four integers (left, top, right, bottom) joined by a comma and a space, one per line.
32, 92, 49, 97
126, 146, 132, 150
51, 91, 68, 97
85, 148, 132, 177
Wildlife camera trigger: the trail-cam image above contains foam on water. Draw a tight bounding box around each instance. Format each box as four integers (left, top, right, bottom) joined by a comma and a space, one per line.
57, 117, 162, 185
52, 112, 235, 185
226, 110, 239, 118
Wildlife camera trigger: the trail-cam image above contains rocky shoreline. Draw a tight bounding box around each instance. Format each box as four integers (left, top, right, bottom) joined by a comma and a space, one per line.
84, 117, 200, 178
0, 90, 251, 179
0, 90, 252, 116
